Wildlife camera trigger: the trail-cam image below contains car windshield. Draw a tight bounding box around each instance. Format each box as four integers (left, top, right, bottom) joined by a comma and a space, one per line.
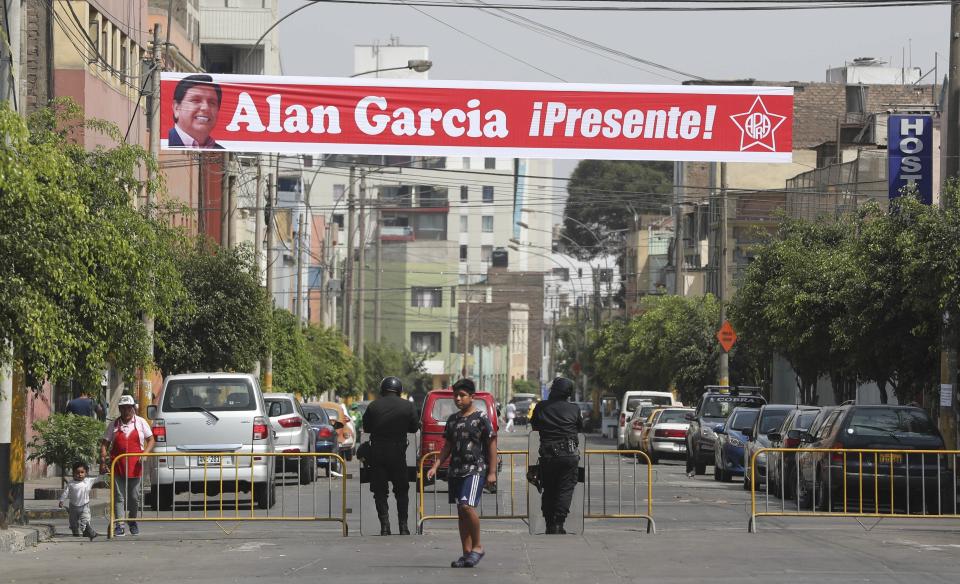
702, 396, 764, 419
626, 395, 671, 410
729, 410, 759, 431
850, 408, 938, 436
635, 406, 658, 421
759, 410, 792, 434
163, 380, 256, 412
430, 398, 493, 423
658, 410, 690, 424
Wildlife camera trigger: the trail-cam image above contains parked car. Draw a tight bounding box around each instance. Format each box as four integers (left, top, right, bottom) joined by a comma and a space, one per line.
264, 393, 316, 485
617, 391, 680, 450
625, 403, 659, 451
713, 407, 759, 482
767, 407, 821, 499
574, 401, 596, 432
685, 386, 766, 475
420, 388, 500, 480
302, 404, 344, 476
743, 405, 796, 491
319, 401, 356, 461
797, 405, 953, 513
641, 407, 693, 463
147, 373, 276, 510
509, 393, 539, 426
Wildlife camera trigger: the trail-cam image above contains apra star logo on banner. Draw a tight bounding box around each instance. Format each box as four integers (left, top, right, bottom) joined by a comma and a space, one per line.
730, 97, 787, 152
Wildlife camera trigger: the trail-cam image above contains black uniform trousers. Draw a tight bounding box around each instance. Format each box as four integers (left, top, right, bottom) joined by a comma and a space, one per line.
540, 454, 579, 523
369, 442, 410, 520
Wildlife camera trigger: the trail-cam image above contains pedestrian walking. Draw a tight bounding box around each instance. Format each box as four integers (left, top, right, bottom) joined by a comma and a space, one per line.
504, 402, 516, 433
427, 378, 497, 568
362, 377, 420, 535
65, 390, 103, 418
59, 461, 99, 540
530, 377, 583, 534
100, 395, 155, 537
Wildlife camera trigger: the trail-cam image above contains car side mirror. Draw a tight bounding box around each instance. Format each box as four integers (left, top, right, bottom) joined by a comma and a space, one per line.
799, 432, 814, 443
787, 429, 803, 441
767, 432, 782, 442
715, 425, 726, 434
333, 420, 345, 430
146, 405, 157, 420
268, 402, 282, 417
684, 413, 695, 421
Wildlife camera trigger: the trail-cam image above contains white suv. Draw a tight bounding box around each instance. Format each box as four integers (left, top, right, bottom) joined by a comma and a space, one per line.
147, 373, 276, 510
264, 393, 315, 485
617, 391, 681, 450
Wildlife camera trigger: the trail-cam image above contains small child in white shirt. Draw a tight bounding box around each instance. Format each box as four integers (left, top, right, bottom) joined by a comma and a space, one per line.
59, 461, 99, 540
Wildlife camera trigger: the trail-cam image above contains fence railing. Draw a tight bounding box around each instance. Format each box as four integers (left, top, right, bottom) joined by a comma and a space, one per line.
584, 449, 656, 534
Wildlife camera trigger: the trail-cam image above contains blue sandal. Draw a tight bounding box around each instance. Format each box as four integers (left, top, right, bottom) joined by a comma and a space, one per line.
462, 551, 484, 567
451, 555, 468, 568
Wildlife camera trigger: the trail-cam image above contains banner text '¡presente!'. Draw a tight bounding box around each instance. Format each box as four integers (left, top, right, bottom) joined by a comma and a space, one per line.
224, 92, 719, 141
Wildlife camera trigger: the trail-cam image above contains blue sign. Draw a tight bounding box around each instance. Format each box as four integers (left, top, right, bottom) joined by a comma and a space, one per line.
888, 114, 933, 204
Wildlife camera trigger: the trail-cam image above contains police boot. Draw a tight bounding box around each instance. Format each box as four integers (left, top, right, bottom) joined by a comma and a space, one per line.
556, 519, 567, 535
545, 518, 559, 534
379, 515, 391, 536
398, 517, 411, 535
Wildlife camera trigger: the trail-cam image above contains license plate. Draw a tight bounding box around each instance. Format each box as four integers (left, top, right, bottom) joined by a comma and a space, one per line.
199, 456, 222, 466
878, 453, 902, 464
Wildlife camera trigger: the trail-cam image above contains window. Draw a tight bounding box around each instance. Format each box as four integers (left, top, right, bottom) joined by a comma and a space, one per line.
485, 157, 496, 169
481, 245, 493, 262
88, 12, 100, 64
460, 185, 468, 202
332, 214, 344, 228
450, 286, 457, 304
462, 157, 471, 169
333, 184, 345, 203
460, 244, 468, 261
411, 287, 443, 308
482, 186, 494, 203
460, 215, 468, 233
411, 332, 442, 353
162, 380, 255, 412
450, 332, 457, 352
552, 267, 570, 281
482, 216, 494, 233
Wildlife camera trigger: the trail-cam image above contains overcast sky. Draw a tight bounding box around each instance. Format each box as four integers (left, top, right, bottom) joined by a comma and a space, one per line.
276, 1, 950, 186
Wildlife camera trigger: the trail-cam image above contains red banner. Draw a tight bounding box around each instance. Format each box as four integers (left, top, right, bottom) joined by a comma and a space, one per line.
160, 73, 793, 162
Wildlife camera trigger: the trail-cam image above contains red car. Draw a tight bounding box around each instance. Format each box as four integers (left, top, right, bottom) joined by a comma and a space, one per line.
419, 388, 499, 480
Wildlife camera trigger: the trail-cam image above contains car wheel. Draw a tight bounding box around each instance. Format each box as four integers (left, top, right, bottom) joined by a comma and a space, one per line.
695, 461, 706, 475
254, 481, 276, 509
648, 452, 658, 465
149, 484, 173, 511
299, 458, 313, 485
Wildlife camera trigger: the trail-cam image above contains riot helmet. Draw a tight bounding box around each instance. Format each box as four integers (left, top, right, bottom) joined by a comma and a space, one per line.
379, 376, 404, 395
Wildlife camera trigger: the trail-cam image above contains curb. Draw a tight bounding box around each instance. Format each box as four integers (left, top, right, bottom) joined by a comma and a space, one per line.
0, 523, 56, 553
27, 501, 109, 521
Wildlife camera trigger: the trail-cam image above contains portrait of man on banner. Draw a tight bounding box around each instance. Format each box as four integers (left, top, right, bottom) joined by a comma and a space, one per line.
168, 74, 224, 149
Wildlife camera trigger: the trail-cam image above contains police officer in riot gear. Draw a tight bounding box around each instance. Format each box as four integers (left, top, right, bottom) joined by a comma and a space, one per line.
530, 377, 583, 534
362, 376, 420, 535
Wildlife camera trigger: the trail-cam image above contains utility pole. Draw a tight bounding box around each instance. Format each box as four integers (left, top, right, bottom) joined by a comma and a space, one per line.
137, 23, 162, 419
718, 162, 730, 387
939, 0, 960, 449
674, 161, 685, 297
264, 168, 276, 391
374, 205, 383, 343
220, 163, 232, 248
356, 170, 367, 360
254, 159, 263, 282
343, 166, 356, 344
463, 270, 470, 378
295, 211, 305, 323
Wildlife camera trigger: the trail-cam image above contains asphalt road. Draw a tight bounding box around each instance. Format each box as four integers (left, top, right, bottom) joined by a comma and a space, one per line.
7, 430, 960, 583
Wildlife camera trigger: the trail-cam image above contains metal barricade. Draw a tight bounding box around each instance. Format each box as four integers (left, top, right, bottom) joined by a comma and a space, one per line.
108, 451, 348, 538
417, 450, 529, 534
748, 448, 960, 532
583, 449, 656, 534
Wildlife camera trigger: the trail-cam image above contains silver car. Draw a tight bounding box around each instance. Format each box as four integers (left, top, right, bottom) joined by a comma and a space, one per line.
148, 373, 276, 510
264, 393, 316, 485
641, 408, 693, 463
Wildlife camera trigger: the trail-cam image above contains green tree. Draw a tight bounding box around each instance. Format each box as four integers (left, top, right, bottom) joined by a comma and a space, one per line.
563, 160, 672, 260
303, 324, 360, 398
512, 378, 539, 395
268, 308, 314, 394
27, 414, 105, 485
155, 242, 270, 374
0, 100, 182, 387
363, 341, 431, 397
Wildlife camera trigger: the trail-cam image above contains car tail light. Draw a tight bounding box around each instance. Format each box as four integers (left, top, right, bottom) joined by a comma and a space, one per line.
619, 413, 626, 427
278, 417, 302, 428
830, 442, 845, 464
632, 420, 643, 430
317, 427, 334, 439
253, 416, 269, 440
282, 448, 301, 453
152, 419, 166, 443
784, 437, 800, 448
655, 429, 686, 439
425, 441, 439, 452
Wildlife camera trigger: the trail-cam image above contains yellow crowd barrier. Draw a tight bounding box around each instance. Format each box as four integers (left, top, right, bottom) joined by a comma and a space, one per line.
584, 449, 656, 534
748, 448, 960, 532
417, 450, 529, 534
108, 451, 348, 538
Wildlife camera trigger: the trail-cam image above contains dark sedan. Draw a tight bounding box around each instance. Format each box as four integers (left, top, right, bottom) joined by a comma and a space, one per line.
767, 406, 821, 499
302, 404, 344, 476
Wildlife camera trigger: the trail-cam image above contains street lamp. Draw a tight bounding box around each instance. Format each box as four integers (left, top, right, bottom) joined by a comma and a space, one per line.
350, 59, 433, 78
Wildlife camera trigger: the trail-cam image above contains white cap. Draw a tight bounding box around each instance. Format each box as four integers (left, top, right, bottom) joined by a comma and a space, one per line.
118, 395, 136, 408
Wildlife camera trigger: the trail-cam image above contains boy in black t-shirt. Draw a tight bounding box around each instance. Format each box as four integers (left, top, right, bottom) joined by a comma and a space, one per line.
427, 378, 497, 568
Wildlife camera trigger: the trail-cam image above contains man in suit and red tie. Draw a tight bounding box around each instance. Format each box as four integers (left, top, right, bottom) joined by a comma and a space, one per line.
168, 74, 224, 149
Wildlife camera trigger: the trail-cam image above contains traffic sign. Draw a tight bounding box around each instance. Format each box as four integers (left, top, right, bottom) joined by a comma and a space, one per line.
716, 321, 737, 353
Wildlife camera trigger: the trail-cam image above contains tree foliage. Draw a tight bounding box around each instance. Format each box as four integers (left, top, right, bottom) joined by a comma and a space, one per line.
27, 414, 105, 483
563, 160, 672, 260
155, 242, 270, 375
0, 100, 183, 387
268, 308, 315, 394
363, 341, 431, 396
304, 324, 361, 398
